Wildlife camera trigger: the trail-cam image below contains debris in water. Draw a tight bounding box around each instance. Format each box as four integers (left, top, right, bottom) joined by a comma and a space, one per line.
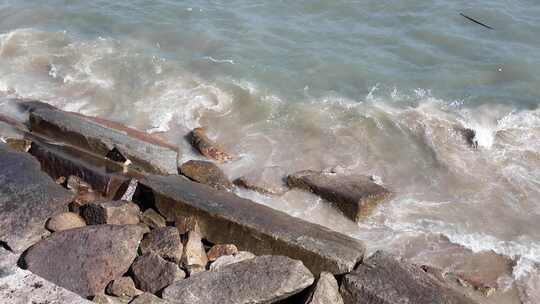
460, 13, 494, 30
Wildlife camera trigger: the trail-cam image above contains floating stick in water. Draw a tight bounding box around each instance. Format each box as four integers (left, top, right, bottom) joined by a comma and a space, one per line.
460, 13, 494, 30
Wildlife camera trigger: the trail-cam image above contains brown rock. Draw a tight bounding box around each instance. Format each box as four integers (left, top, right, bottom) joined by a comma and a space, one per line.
287, 170, 392, 222
340, 251, 479, 304
4, 138, 31, 152
182, 230, 208, 275
92, 294, 130, 304
46, 212, 86, 232
189, 127, 234, 163
305, 272, 344, 304
135, 174, 365, 275
141, 208, 167, 229
234, 166, 289, 195
67, 175, 93, 194
131, 252, 185, 294
130, 293, 170, 304
106, 277, 142, 298
82, 200, 140, 225
174, 215, 199, 235
207, 244, 238, 262
141, 227, 183, 264
24, 225, 145, 297
179, 160, 233, 191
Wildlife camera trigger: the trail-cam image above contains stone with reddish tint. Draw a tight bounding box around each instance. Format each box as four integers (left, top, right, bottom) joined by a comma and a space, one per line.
24, 225, 145, 297
189, 127, 234, 163
141, 208, 167, 229
179, 160, 233, 191
46, 212, 86, 232
182, 230, 208, 275
141, 227, 183, 264
207, 244, 238, 262
131, 252, 185, 294
106, 277, 142, 298
82, 200, 140, 225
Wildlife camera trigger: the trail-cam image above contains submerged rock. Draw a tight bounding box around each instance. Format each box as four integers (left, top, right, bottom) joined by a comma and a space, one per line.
305, 272, 344, 304
179, 160, 233, 191
189, 127, 234, 163
234, 166, 289, 195
46, 212, 86, 232
287, 170, 392, 222
82, 200, 140, 225
162, 255, 314, 304
0, 143, 74, 252
135, 174, 365, 275
340, 251, 479, 304
131, 252, 185, 294
24, 225, 145, 297
140, 227, 184, 264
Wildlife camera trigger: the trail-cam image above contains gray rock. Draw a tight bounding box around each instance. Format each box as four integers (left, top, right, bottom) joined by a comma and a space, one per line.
182, 230, 208, 275
27, 101, 179, 174
93, 294, 131, 304
46, 212, 87, 232
0, 248, 93, 304
135, 174, 365, 275
141, 208, 167, 229
207, 244, 238, 262
340, 251, 479, 304
179, 160, 233, 191
305, 272, 344, 304
234, 166, 289, 195
0, 143, 74, 252
131, 252, 185, 294
24, 225, 145, 297
107, 277, 143, 298
140, 227, 183, 264
287, 170, 392, 222
163, 255, 314, 304
130, 293, 171, 304
209, 251, 256, 271
189, 127, 234, 163
82, 200, 140, 225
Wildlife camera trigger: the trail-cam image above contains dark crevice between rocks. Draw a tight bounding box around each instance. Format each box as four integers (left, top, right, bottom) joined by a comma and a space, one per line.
132, 183, 156, 212
17, 249, 29, 270
274, 286, 312, 304
0, 241, 12, 252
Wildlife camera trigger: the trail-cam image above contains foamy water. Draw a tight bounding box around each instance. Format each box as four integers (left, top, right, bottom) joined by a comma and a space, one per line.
1, 1, 539, 302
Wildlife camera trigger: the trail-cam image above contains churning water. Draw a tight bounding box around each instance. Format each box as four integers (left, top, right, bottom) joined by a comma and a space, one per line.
1, 1, 539, 302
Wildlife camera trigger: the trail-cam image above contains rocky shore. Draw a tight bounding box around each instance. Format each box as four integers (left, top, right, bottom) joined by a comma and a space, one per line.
0, 100, 498, 303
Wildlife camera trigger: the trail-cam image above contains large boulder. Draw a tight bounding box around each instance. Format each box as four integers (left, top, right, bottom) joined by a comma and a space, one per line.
340, 251, 479, 304
0, 143, 74, 252
131, 252, 185, 294
189, 127, 234, 163
140, 227, 183, 264
162, 255, 314, 304
0, 248, 93, 304
24, 225, 145, 297
179, 160, 233, 191
234, 166, 289, 195
27, 101, 179, 174
82, 200, 140, 225
287, 170, 392, 222
135, 174, 365, 275
304, 272, 343, 304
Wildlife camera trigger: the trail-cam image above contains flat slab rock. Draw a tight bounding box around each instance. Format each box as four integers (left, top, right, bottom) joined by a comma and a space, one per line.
135, 174, 365, 275
162, 255, 314, 304
27, 101, 179, 174
234, 166, 289, 195
0, 248, 92, 304
179, 160, 233, 191
287, 170, 392, 222
0, 143, 74, 252
340, 251, 479, 304
24, 225, 145, 297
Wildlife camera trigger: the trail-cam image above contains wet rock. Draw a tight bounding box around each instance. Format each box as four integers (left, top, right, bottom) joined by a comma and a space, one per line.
189, 127, 234, 163
135, 174, 365, 275
0, 248, 93, 304
340, 251, 479, 304
207, 244, 238, 262
457, 127, 478, 149
4, 138, 31, 152
305, 272, 344, 304
234, 166, 289, 195
179, 160, 233, 191
209, 251, 256, 271
0, 143, 74, 252
28, 102, 179, 174
82, 200, 140, 225
163, 255, 314, 304
141, 208, 167, 229
141, 227, 183, 264
46, 212, 86, 232
24, 225, 145, 297
131, 252, 185, 294
29, 138, 130, 199
106, 277, 142, 298
130, 293, 171, 304
182, 230, 208, 275
287, 170, 392, 222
